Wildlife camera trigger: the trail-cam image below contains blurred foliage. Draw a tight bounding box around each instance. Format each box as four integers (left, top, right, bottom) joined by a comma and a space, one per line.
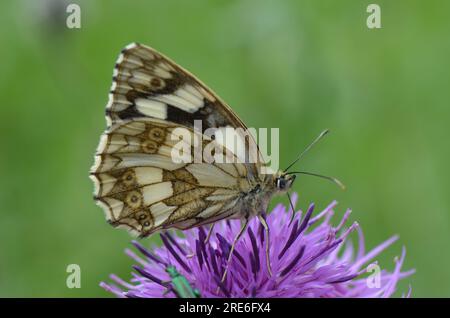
0, 0, 449, 297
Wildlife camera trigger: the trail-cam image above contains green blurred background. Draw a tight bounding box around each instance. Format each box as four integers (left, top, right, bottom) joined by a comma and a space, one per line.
1, 0, 449, 297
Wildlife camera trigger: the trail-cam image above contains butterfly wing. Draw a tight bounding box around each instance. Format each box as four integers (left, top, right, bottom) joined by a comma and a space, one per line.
92, 43, 266, 237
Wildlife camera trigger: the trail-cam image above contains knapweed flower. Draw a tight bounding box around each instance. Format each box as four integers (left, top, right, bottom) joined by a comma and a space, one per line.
101, 194, 414, 298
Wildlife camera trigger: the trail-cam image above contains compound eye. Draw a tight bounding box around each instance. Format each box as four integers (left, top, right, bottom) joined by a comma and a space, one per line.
276, 177, 286, 190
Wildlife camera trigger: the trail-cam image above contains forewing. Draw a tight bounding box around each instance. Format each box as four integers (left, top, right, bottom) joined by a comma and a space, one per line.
106, 42, 247, 131
106, 43, 264, 168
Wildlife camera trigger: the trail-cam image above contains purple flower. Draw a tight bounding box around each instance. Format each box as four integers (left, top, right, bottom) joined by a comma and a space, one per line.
101, 194, 414, 298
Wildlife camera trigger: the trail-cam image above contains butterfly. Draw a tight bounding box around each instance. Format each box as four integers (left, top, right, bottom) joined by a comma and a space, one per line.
90, 43, 343, 281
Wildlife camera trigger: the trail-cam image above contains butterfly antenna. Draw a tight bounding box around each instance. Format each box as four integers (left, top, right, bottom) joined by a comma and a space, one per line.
287, 171, 346, 190
284, 129, 329, 172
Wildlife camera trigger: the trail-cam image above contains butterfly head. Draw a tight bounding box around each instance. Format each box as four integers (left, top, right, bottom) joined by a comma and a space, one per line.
274, 171, 296, 194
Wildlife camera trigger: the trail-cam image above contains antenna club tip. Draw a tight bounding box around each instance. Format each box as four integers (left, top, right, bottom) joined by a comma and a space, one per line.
334, 178, 346, 190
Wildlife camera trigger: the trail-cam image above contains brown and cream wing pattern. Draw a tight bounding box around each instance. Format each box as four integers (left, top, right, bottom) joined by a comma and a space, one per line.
90, 118, 253, 237
91, 43, 268, 237
105, 42, 248, 132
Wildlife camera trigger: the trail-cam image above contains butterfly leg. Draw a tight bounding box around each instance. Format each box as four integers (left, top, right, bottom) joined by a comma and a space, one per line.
204, 223, 216, 244
220, 217, 249, 285
287, 192, 297, 226
258, 214, 273, 277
